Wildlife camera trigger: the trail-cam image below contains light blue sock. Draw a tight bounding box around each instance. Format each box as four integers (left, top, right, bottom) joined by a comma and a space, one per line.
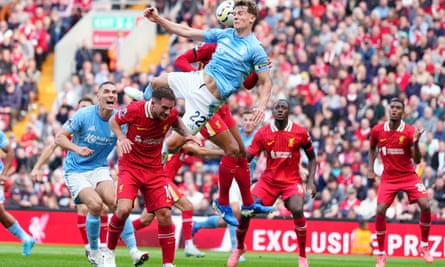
86, 213, 100, 250
199, 215, 220, 229
143, 82, 152, 100
121, 218, 137, 251
228, 224, 237, 250
8, 222, 29, 241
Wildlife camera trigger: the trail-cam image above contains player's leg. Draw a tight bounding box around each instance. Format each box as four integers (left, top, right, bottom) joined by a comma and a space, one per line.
285, 193, 308, 267
132, 208, 155, 231
174, 196, 205, 257
154, 207, 176, 267
76, 203, 92, 256
0, 203, 35, 256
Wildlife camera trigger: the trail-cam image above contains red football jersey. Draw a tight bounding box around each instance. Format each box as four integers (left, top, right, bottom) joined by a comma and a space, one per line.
248, 122, 313, 186
115, 100, 178, 169
370, 121, 417, 182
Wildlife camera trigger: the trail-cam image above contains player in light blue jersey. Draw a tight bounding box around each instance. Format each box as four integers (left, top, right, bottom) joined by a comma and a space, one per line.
0, 130, 35, 256
143, 0, 273, 226
55, 81, 148, 267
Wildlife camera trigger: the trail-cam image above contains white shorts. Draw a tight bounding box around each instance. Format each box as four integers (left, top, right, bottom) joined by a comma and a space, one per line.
229, 179, 242, 204
0, 185, 4, 204
168, 71, 223, 135
64, 167, 112, 203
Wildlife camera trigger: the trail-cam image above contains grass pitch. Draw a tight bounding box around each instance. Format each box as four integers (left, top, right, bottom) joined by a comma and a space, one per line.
0, 243, 443, 266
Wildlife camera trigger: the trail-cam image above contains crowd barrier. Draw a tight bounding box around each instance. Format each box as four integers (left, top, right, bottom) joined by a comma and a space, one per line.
0, 210, 444, 258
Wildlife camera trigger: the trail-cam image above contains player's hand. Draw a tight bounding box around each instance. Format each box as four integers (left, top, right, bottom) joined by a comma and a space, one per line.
305, 182, 317, 199
252, 108, 265, 125
30, 168, 43, 182
77, 146, 94, 157
414, 128, 425, 143
119, 137, 134, 154
184, 135, 201, 147
143, 6, 158, 22
367, 171, 376, 181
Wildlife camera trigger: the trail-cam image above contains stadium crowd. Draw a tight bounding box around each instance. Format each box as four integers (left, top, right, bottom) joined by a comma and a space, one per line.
1, 0, 445, 224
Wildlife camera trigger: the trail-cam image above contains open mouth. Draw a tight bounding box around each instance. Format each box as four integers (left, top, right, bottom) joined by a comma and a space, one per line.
106, 101, 115, 105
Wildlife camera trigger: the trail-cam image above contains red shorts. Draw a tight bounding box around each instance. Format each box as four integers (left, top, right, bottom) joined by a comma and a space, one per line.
200, 104, 236, 139
117, 165, 173, 212
252, 178, 305, 206
167, 179, 184, 202
378, 175, 428, 204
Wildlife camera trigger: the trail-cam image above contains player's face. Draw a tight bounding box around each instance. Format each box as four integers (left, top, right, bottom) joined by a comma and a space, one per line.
242, 113, 255, 133
97, 84, 117, 111
233, 6, 255, 30
389, 101, 404, 121
153, 98, 175, 120
273, 101, 289, 120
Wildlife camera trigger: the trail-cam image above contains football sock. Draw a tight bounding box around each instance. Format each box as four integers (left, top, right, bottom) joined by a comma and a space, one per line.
294, 216, 307, 258
143, 82, 153, 100
7, 221, 28, 241
375, 214, 386, 252
132, 218, 146, 231
195, 215, 219, 230
236, 217, 250, 250
121, 217, 137, 251
158, 224, 176, 264
86, 213, 100, 250
100, 215, 108, 244
419, 210, 431, 243
107, 214, 126, 250
77, 215, 88, 244
218, 156, 237, 205
228, 224, 237, 250
236, 158, 254, 206
182, 210, 193, 242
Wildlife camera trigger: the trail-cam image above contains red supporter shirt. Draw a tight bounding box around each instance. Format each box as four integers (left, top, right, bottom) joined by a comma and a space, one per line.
248, 122, 313, 186
370, 121, 417, 183
115, 101, 179, 169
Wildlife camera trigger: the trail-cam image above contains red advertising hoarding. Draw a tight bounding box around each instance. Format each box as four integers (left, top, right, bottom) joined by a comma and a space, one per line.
1, 210, 444, 258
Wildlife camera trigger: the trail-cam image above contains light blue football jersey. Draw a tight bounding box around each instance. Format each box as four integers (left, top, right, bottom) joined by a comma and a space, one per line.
203, 28, 269, 100
0, 131, 8, 172
62, 105, 117, 173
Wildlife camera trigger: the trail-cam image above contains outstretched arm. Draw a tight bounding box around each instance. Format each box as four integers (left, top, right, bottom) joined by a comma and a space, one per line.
31, 141, 58, 182
144, 7, 204, 41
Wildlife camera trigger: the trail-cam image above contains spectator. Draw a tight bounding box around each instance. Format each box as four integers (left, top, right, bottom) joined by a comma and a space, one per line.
357, 187, 377, 220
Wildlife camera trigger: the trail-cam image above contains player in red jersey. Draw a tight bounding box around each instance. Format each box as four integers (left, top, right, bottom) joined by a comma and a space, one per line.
104, 87, 199, 267
227, 99, 317, 267
368, 98, 433, 267
125, 42, 274, 227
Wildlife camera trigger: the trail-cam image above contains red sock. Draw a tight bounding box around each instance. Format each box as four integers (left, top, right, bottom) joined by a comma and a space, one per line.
236, 158, 254, 206
375, 214, 386, 252
100, 215, 108, 244
182, 210, 193, 241
107, 215, 126, 250
294, 216, 307, 258
236, 217, 251, 250
420, 210, 431, 243
158, 224, 176, 264
77, 215, 88, 244
218, 156, 237, 205
132, 218, 146, 231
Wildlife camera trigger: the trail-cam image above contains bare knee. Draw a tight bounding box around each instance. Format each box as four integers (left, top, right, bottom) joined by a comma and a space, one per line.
155, 208, 172, 225
87, 200, 104, 216
224, 142, 241, 158
152, 73, 169, 89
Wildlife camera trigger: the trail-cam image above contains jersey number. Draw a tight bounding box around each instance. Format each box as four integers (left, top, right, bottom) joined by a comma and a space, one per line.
190, 111, 207, 128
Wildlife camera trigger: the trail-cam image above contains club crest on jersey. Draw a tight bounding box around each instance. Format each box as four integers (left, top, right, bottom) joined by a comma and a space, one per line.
119, 108, 127, 118
163, 124, 169, 133
399, 136, 405, 144
288, 138, 295, 148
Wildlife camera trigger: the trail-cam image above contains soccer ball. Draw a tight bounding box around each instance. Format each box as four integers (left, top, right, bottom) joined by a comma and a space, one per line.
215, 0, 234, 27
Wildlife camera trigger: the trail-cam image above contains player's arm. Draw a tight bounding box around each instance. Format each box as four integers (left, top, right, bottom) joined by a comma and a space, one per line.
144, 7, 204, 41
109, 116, 133, 154
254, 70, 272, 124
174, 48, 199, 72
412, 128, 424, 164
55, 128, 93, 157
303, 145, 317, 198
368, 144, 378, 180
30, 141, 57, 182
171, 118, 201, 146
182, 142, 224, 159
0, 142, 14, 183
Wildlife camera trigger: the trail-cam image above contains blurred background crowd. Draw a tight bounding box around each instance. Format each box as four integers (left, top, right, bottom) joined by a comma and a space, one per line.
1, 0, 445, 224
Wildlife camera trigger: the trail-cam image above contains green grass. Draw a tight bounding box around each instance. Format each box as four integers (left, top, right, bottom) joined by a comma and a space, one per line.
0, 243, 443, 266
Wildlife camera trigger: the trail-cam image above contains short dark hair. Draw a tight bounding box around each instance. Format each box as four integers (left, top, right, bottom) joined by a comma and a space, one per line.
234, 0, 258, 16
78, 96, 94, 105
242, 109, 253, 116
98, 81, 116, 91
390, 97, 405, 109
152, 87, 176, 101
